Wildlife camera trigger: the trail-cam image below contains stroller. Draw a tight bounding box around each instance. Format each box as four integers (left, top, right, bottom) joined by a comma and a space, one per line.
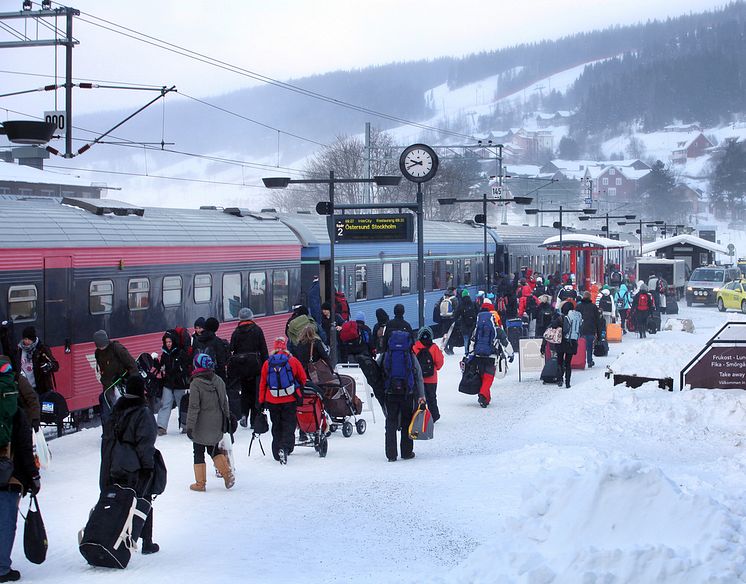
295, 387, 329, 457
136, 352, 162, 413
319, 373, 365, 438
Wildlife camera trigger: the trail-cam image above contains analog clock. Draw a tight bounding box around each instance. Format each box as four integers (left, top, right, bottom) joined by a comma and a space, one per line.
399, 143, 439, 183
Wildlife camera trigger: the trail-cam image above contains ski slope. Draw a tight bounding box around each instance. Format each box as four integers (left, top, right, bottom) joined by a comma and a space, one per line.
10, 304, 746, 583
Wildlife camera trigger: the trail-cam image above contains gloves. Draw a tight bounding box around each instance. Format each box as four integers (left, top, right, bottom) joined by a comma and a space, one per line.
508, 355, 514, 363
186, 428, 194, 440
31, 475, 41, 495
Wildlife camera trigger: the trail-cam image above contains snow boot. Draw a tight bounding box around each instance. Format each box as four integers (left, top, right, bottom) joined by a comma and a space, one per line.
212, 454, 235, 489
142, 541, 160, 555
190, 463, 207, 492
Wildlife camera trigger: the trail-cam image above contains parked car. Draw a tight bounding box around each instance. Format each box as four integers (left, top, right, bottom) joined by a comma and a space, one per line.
716, 279, 746, 313
686, 266, 741, 306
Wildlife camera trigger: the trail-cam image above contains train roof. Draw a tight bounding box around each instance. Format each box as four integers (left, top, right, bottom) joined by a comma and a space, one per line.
492, 224, 559, 244
0, 197, 299, 248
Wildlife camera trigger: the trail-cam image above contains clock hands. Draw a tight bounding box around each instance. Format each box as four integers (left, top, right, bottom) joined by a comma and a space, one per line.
406, 160, 423, 170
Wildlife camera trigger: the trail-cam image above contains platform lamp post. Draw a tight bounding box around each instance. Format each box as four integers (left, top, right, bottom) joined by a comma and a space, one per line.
616, 219, 665, 256
438, 195, 533, 288
578, 213, 637, 273
262, 172, 401, 364
524, 206, 597, 274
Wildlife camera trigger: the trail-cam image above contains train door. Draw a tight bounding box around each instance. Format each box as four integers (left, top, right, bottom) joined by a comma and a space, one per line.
44, 256, 73, 398
320, 260, 330, 300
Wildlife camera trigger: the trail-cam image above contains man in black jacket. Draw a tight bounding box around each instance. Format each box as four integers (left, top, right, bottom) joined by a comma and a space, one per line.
576, 291, 602, 368
453, 290, 477, 354
229, 308, 268, 428
382, 304, 414, 350
192, 317, 228, 382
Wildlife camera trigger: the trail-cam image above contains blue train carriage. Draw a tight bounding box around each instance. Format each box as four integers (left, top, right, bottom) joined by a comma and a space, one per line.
275, 212, 500, 327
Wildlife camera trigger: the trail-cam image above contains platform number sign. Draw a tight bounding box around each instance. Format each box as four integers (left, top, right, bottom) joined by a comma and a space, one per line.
44, 110, 66, 131
492, 186, 503, 196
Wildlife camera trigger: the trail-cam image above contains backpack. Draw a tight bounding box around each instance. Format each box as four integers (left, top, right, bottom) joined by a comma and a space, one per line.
599, 295, 613, 313
563, 314, 581, 341
461, 303, 477, 330
473, 311, 496, 356
416, 346, 436, 377
616, 289, 629, 310
637, 293, 650, 311
439, 297, 454, 318
383, 330, 414, 395
610, 271, 622, 286
339, 320, 360, 344
266, 353, 295, 397
334, 292, 350, 321
0, 358, 18, 448
496, 296, 508, 314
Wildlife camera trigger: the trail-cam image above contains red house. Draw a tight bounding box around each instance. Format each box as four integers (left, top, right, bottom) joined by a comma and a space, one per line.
671, 133, 713, 164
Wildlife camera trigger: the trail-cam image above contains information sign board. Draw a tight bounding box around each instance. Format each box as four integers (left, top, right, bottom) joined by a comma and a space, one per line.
333, 214, 414, 243
518, 338, 544, 381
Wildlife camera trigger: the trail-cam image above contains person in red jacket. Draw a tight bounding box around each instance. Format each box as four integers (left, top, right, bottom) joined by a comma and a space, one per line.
412, 327, 444, 422
258, 337, 307, 465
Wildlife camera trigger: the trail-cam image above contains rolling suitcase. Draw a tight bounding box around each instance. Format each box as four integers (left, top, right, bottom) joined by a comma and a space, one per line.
505, 318, 524, 352
666, 297, 679, 315
606, 323, 623, 343
540, 357, 560, 384
593, 339, 609, 357
78, 485, 151, 569
648, 313, 661, 335
570, 337, 586, 370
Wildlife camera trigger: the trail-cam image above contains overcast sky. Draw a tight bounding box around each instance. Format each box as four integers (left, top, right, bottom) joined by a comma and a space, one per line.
0, 0, 731, 116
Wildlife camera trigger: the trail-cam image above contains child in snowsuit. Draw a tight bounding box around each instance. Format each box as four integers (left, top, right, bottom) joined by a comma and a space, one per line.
412, 327, 444, 422
470, 299, 514, 408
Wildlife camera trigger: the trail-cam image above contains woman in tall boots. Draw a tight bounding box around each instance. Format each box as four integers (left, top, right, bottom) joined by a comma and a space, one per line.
186, 353, 235, 491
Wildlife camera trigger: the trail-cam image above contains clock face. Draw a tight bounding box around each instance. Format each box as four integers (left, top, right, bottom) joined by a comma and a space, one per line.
399, 144, 438, 183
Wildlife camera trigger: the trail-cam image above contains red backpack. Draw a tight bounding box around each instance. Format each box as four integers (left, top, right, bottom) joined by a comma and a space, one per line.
339, 320, 359, 343
174, 326, 194, 359
335, 292, 350, 321
637, 293, 650, 311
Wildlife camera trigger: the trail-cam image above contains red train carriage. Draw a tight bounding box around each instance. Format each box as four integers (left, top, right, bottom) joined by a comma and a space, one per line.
0, 198, 302, 414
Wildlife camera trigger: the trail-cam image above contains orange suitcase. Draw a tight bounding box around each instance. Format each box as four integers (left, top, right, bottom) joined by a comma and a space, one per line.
607, 323, 623, 343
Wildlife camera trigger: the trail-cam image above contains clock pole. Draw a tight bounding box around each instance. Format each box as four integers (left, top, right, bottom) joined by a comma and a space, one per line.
417, 182, 425, 329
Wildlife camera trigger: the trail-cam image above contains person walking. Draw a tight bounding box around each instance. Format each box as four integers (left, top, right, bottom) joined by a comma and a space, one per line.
534, 295, 555, 340
16, 326, 58, 395
380, 330, 425, 462
412, 327, 444, 422
192, 318, 229, 382
596, 287, 617, 326
471, 299, 514, 408
156, 330, 191, 436
93, 330, 138, 425
576, 291, 602, 368
453, 290, 477, 354
632, 284, 655, 339
438, 288, 457, 355
258, 337, 306, 465
372, 308, 390, 356
614, 282, 632, 334
229, 308, 268, 429
0, 357, 40, 583
555, 302, 582, 388
99, 374, 159, 554
186, 353, 234, 491
383, 303, 414, 350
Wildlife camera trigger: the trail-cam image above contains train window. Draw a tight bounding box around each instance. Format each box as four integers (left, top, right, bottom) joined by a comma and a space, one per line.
432, 261, 442, 290
464, 259, 472, 285
355, 265, 367, 301
194, 274, 212, 303
445, 260, 454, 289
223, 273, 241, 321
8, 285, 37, 322
89, 280, 113, 315
334, 266, 343, 292
162, 276, 182, 307
249, 272, 266, 316
128, 278, 150, 311
383, 263, 393, 298
273, 270, 289, 313
400, 263, 410, 294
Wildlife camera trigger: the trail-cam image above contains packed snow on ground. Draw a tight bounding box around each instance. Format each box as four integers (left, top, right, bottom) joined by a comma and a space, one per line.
12, 303, 746, 583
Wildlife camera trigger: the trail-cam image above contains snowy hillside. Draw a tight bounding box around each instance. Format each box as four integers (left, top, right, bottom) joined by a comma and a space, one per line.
13, 304, 746, 583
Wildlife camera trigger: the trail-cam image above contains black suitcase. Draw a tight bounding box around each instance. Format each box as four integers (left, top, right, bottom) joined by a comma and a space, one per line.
79, 485, 151, 569
648, 314, 661, 334
593, 340, 609, 357
540, 357, 560, 384
666, 298, 679, 315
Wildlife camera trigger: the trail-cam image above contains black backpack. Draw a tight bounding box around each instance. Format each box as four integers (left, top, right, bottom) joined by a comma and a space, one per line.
416, 346, 435, 377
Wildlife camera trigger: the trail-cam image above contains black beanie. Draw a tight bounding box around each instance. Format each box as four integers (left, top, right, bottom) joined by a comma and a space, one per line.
321, 301, 331, 311
124, 374, 145, 398
22, 326, 36, 341
205, 317, 220, 333
394, 303, 405, 317
194, 317, 206, 329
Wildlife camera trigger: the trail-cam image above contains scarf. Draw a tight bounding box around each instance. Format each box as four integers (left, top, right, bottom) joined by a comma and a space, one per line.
19, 338, 38, 356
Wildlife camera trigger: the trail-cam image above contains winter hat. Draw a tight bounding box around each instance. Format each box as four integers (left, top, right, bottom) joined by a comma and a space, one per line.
273, 336, 288, 352
538, 294, 551, 304
486, 293, 496, 301
238, 307, 253, 320
93, 330, 110, 349
321, 301, 332, 311
124, 374, 146, 398
583, 291, 592, 300
394, 303, 405, 317
481, 299, 494, 309
602, 288, 611, 296
354, 311, 366, 323
194, 317, 206, 329
477, 290, 485, 297
21, 326, 36, 341
194, 352, 215, 370
0, 356, 12, 374
461, 289, 470, 298
205, 317, 220, 333
561, 301, 573, 315
417, 326, 434, 342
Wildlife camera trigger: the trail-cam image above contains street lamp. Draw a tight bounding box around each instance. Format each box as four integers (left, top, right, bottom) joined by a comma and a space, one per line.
263, 172, 401, 364
438, 194, 533, 287
524, 206, 597, 274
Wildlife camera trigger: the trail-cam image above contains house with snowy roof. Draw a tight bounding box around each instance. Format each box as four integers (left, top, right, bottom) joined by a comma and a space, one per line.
671, 133, 713, 164
535, 111, 575, 128
0, 160, 103, 199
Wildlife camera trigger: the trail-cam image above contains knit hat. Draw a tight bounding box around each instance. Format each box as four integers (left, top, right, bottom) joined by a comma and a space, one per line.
21, 326, 36, 341
321, 301, 331, 311
477, 291, 485, 297
417, 326, 434, 342
205, 317, 220, 333
273, 336, 288, 352
481, 299, 493, 309
194, 353, 215, 370
354, 311, 366, 323
461, 289, 470, 298
194, 317, 206, 329
93, 330, 109, 349
486, 293, 496, 300
394, 303, 405, 317
238, 307, 253, 320
602, 288, 611, 296
124, 374, 145, 398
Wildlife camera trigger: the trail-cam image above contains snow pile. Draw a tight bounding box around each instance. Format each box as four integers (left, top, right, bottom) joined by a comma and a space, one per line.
435, 457, 746, 583
609, 332, 702, 379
